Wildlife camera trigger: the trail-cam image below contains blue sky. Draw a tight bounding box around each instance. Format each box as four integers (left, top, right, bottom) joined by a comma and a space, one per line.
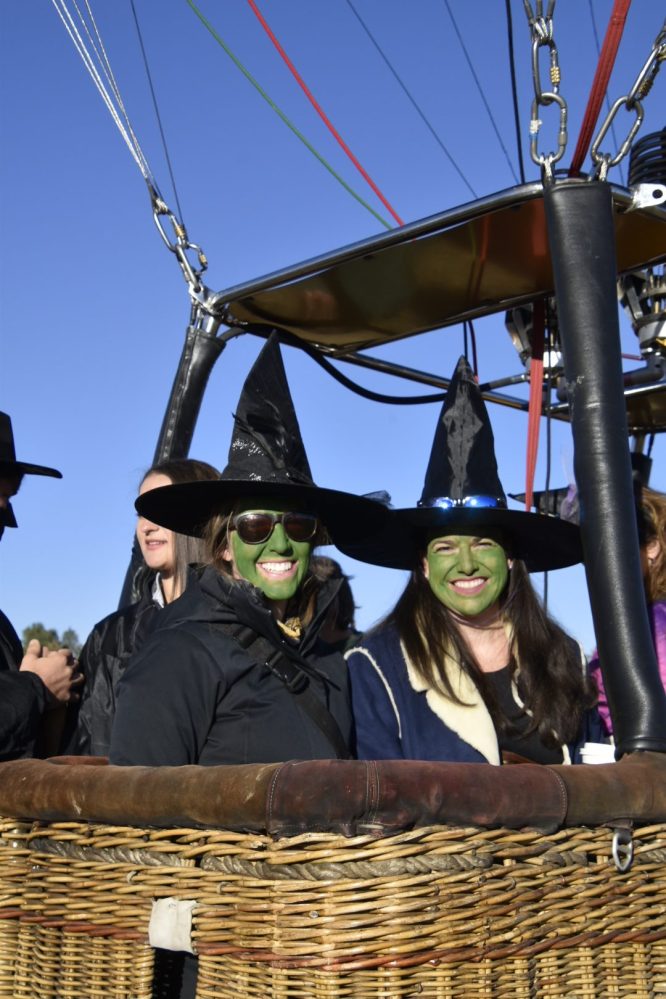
1, 0, 664, 653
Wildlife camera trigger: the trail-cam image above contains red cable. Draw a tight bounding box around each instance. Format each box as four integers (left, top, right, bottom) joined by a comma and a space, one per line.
246, 0, 405, 226
568, 0, 631, 176
525, 301, 545, 513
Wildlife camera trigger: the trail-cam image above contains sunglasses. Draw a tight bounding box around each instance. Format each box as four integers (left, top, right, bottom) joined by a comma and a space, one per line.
232, 511, 318, 545
419, 495, 504, 510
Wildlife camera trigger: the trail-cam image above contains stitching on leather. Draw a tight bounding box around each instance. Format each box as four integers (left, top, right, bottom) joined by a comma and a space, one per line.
266, 761, 289, 830
548, 768, 569, 824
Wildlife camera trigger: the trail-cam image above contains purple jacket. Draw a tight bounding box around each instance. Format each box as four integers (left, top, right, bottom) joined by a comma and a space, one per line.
589, 599, 666, 735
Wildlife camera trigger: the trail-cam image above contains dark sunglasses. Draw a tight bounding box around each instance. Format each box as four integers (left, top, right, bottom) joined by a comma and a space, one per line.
419, 495, 504, 510
232, 511, 318, 545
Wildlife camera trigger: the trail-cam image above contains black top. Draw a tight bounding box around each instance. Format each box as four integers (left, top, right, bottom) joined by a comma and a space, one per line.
486, 665, 563, 764
0, 609, 48, 761
62, 576, 161, 757
109, 566, 353, 766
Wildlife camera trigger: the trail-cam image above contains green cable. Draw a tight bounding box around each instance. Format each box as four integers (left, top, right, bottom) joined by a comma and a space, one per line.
186, 0, 393, 230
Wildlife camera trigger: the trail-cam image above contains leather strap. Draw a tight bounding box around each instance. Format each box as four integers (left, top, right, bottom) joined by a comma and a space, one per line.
221, 622, 351, 759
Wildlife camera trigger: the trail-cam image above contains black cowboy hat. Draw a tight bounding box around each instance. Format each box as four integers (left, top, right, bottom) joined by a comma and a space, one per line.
136, 335, 388, 545
0, 412, 62, 533
0, 412, 62, 479
339, 356, 582, 572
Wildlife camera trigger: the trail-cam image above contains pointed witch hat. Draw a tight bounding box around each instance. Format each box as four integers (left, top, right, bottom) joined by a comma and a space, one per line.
136, 334, 387, 543
339, 356, 582, 572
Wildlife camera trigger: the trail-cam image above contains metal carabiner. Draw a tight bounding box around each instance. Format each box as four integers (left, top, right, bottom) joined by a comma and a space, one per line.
612, 826, 634, 873
591, 95, 645, 177
627, 25, 666, 107
529, 91, 568, 174
531, 34, 561, 95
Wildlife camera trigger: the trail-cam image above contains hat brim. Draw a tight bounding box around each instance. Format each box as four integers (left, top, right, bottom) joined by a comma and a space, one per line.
5, 461, 62, 479
135, 479, 389, 546
338, 506, 582, 573
1, 502, 17, 529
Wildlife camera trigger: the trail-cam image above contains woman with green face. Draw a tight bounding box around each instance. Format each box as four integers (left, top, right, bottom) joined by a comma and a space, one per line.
109, 337, 385, 771
344, 357, 602, 766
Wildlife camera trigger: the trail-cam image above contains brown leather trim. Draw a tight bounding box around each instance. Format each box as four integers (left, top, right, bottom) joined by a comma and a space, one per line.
551, 751, 666, 826
0, 758, 276, 829
0, 752, 663, 834
264, 759, 568, 836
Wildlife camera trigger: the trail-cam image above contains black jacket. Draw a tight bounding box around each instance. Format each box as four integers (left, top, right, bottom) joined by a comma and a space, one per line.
0, 609, 48, 761
63, 578, 161, 757
109, 566, 353, 766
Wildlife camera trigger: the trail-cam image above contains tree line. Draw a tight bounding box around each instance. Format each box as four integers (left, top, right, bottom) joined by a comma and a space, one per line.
22, 623, 82, 656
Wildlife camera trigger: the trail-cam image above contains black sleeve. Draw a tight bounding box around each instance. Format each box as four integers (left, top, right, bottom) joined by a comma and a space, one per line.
109, 630, 224, 766
0, 671, 47, 761
60, 624, 106, 756
62, 602, 160, 758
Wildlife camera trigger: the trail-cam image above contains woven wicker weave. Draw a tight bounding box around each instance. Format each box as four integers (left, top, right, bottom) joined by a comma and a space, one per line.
1, 818, 665, 997
0, 819, 32, 998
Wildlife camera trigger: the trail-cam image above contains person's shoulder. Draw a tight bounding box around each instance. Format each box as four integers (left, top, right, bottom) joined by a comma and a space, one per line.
650, 599, 666, 623
345, 624, 399, 664
133, 588, 239, 665
84, 595, 156, 650
90, 597, 147, 632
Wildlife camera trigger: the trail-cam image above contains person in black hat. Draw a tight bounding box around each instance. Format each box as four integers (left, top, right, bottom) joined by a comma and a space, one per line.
343, 357, 602, 766
0, 411, 82, 761
109, 336, 386, 769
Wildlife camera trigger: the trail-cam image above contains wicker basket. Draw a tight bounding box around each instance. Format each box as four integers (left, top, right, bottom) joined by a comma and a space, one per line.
0, 819, 32, 998
2, 817, 666, 998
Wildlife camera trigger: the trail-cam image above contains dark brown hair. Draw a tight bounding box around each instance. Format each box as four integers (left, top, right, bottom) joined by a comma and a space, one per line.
384, 553, 596, 747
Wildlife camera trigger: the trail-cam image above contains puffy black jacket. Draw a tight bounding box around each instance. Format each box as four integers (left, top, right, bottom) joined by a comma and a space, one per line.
64, 578, 161, 757
0, 609, 48, 761
109, 566, 353, 766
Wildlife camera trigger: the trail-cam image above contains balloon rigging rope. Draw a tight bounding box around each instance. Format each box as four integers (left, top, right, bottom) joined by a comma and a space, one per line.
246, 0, 405, 227
344, 0, 477, 200
49, 0, 156, 189
443, 0, 520, 186
568, 0, 631, 177
505, 0, 526, 185
184, 0, 393, 231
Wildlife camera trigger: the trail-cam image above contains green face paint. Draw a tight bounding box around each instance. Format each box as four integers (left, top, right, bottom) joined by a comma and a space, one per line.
424, 534, 509, 618
227, 502, 312, 603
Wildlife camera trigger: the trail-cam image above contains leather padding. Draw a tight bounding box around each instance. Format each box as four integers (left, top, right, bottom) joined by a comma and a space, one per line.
0, 753, 664, 835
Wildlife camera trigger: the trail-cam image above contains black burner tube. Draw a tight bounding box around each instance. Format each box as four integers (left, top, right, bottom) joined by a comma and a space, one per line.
544, 180, 666, 755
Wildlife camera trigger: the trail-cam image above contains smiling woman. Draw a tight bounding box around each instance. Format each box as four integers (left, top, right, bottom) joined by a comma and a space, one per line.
66, 457, 220, 758
343, 356, 603, 765
423, 533, 511, 619
108, 335, 386, 771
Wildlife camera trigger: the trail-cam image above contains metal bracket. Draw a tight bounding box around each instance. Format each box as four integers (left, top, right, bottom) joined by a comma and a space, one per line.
629, 183, 666, 212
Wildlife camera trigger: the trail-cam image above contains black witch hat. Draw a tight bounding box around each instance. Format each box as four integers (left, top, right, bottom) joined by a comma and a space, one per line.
339, 356, 582, 572
136, 335, 387, 544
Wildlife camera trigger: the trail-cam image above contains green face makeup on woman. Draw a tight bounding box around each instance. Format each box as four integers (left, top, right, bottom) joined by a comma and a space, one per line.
225, 503, 314, 603
423, 533, 510, 618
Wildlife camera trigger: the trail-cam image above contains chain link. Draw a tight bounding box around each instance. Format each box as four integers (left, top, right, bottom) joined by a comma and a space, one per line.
590, 21, 666, 180
523, 1, 568, 181
149, 185, 209, 298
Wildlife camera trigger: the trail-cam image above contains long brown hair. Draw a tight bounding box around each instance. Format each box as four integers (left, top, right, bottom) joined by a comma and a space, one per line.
384, 554, 596, 747
203, 505, 329, 627
638, 486, 666, 602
